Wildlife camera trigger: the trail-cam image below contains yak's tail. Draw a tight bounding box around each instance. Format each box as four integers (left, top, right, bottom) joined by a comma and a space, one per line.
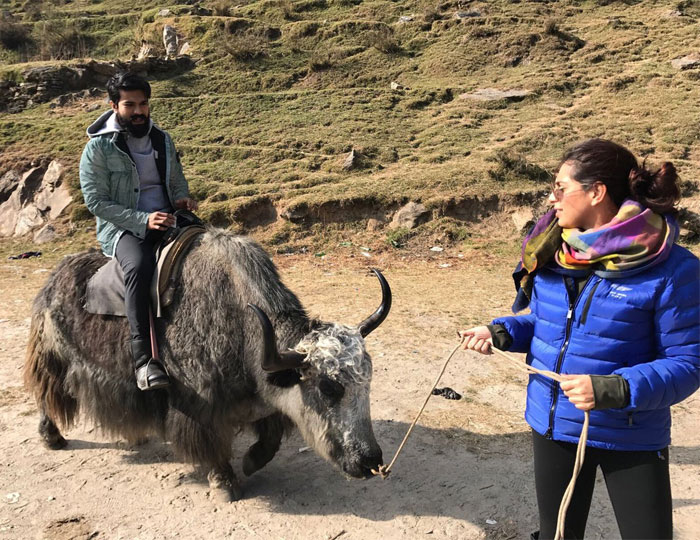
23, 312, 77, 429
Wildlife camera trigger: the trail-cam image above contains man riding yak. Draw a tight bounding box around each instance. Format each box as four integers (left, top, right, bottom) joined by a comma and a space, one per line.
26, 71, 391, 500
80, 71, 198, 391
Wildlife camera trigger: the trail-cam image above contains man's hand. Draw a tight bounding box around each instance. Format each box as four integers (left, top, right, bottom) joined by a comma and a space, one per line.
148, 211, 175, 231
560, 374, 595, 411
174, 197, 198, 211
458, 326, 493, 355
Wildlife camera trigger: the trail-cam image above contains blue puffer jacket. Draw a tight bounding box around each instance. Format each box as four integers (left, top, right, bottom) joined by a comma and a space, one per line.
493, 244, 700, 451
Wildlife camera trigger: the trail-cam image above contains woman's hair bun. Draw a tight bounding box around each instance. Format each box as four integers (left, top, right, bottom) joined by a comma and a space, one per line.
629, 162, 679, 214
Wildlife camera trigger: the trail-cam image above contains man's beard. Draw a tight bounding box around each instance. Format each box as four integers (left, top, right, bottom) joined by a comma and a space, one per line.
116, 112, 150, 138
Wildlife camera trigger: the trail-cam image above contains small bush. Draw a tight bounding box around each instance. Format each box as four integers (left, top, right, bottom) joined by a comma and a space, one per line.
544, 19, 559, 36
309, 51, 333, 71
213, 0, 232, 17
386, 227, 413, 248
22, 1, 42, 21
277, 0, 296, 20
0, 20, 32, 50
37, 21, 92, 60
365, 27, 401, 54
487, 150, 552, 184
223, 30, 269, 61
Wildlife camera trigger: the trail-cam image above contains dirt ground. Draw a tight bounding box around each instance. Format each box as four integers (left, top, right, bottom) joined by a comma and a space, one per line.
1, 244, 698, 540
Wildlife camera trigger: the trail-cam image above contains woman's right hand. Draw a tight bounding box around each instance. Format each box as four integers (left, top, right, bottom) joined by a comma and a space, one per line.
459, 326, 493, 355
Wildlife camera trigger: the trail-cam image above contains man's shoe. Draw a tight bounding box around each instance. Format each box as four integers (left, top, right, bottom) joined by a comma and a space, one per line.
135, 358, 170, 391
131, 338, 170, 391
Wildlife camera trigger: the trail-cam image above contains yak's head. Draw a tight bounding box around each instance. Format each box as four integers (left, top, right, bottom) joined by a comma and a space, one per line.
248, 269, 390, 479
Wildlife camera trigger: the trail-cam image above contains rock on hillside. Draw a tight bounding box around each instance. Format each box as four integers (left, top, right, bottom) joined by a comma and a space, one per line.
0, 161, 72, 238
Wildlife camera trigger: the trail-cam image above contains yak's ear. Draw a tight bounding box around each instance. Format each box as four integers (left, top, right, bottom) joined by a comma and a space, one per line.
266, 370, 302, 388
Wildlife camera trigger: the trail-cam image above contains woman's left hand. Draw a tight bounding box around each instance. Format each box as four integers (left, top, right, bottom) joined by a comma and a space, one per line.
560, 374, 595, 411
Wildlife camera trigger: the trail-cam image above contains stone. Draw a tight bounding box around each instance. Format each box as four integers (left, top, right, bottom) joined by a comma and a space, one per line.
0, 162, 72, 237
87, 103, 102, 112
459, 88, 531, 102
157, 9, 173, 17
34, 162, 72, 220
178, 42, 191, 56
671, 53, 700, 70
390, 81, 405, 91
511, 208, 534, 232
398, 15, 414, 23
342, 149, 357, 171
163, 25, 179, 58
0, 170, 20, 204
454, 11, 481, 19
14, 205, 44, 236
33, 223, 57, 244
137, 40, 154, 60
366, 218, 383, 231
390, 202, 430, 230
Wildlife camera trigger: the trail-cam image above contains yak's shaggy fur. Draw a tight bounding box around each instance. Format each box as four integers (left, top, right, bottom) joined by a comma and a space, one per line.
24, 228, 384, 497
24, 231, 311, 466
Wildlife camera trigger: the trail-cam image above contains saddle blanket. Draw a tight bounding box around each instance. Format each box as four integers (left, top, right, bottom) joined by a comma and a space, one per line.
84, 225, 205, 317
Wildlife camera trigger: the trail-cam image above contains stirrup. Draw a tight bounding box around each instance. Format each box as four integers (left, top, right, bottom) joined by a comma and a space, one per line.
135, 358, 170, 391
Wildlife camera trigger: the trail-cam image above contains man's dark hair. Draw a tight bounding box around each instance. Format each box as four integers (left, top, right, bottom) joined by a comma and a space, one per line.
106, 71, 151, 104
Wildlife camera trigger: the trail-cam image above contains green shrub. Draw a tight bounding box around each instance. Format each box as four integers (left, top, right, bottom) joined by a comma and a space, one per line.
487, 150, 552, 184
365, 27, 401, 54
223, 29, 269, 61
0, 20, 32, 50
386, 227, 413, 248
213, 0, 232, 17
37, 21, 92, 60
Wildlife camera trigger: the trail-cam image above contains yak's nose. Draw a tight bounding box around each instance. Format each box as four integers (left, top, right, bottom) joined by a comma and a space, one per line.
360, 447, 383, 478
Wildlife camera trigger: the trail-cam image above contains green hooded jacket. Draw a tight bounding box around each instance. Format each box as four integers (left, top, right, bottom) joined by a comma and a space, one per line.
79, 110, 189, 256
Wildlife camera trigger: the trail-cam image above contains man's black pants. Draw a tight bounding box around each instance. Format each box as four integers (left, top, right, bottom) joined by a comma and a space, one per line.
533, 429, 672, 539
114, 229, 165, 346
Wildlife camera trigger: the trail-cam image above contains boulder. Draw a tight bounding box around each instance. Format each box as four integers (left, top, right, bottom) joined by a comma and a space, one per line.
163, 25, 179, 58
671, 53, 700, 70
342, 149, 357, 171
459, 88, 531, 101
0, 170, 21, 204
366, 218, 383, 231
390, 202, 430, 230
454, 11, 481, 19
0, 161, 72, 237
33, 223, 57, 244
511, 207, 534, 232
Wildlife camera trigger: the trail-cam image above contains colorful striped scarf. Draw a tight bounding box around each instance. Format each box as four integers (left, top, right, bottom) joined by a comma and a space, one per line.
513, 200, 678, 311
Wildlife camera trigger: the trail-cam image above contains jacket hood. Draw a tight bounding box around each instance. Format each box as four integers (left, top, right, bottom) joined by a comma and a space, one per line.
86, 110, 154, 139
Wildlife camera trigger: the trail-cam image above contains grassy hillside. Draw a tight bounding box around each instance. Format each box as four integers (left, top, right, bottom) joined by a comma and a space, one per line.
1, 0, 699, 250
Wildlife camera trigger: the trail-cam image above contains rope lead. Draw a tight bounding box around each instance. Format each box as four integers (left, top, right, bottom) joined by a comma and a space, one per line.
376, 340, 590, 540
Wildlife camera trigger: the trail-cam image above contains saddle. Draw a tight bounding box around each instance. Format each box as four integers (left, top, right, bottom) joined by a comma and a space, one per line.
85, 212, 205, 317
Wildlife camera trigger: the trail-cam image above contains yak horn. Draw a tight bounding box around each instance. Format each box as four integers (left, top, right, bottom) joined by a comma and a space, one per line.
247, 304, 307, 372
357, 268, 392, 338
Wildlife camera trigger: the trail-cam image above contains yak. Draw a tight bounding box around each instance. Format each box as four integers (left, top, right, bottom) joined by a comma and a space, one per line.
24, 229, 391, 501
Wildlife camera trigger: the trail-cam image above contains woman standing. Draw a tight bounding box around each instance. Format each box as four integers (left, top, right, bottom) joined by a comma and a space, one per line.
461, 139, 699, 539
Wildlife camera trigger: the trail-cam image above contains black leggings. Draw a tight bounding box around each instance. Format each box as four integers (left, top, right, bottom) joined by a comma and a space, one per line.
532, 430, 672, 540
114, 229, 164, 343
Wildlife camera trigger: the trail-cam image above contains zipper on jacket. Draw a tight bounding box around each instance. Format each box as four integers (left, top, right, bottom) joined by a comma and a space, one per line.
546, 275, 593, 439
578, 278, 601, 327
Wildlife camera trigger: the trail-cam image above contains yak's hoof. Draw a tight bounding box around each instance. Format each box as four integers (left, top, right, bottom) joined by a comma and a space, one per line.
207, 468, 243, 502
44, 434, 67, 450
242, 443, 273, 476
242, 453, 258, 477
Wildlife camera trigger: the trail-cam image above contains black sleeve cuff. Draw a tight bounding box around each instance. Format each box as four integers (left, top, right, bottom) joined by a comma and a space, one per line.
487, 324, 513, 351
591, 375, 630, 410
